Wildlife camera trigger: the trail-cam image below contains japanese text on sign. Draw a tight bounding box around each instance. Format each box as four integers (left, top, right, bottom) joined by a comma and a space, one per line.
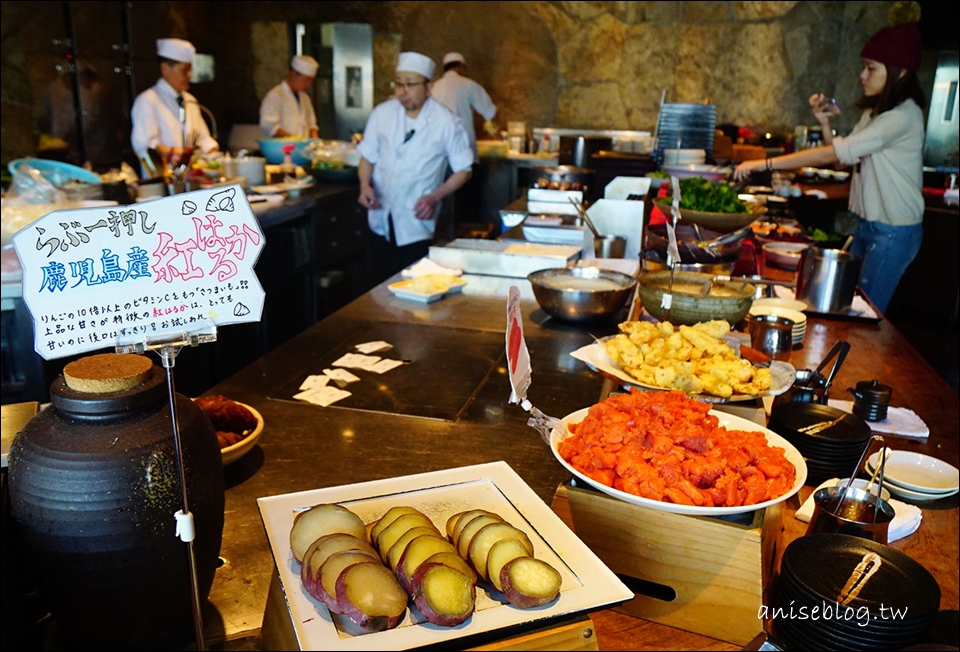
13, 185, 266, 360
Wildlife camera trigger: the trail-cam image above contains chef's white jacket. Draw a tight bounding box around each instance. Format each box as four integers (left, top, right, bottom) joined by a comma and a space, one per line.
430, 70, 497, 162
259, 80, 319, 138
356, 97, 473, 246
130, 78, 218, 160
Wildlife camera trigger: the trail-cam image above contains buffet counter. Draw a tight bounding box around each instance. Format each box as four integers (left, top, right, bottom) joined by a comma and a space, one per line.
200, 268, 958, 649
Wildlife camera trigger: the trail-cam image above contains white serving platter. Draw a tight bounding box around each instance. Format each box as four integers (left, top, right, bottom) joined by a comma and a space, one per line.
866, 450, 960, 494
550, 408, 807, 516
569, 336, 796, 403
256, 461, 633, 651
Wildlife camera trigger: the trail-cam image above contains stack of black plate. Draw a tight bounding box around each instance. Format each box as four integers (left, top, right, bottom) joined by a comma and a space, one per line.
773, 534, 940, 650
768, 403, 873, 485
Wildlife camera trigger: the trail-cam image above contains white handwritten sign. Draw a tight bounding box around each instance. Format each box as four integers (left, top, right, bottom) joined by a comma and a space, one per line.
12, 185, 266, 360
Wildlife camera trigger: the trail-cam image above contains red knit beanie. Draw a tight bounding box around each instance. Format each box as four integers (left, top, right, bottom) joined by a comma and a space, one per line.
860, 1, 923, 71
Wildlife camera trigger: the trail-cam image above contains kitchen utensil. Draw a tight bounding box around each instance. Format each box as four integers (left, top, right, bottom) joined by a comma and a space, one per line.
636, 271, 755, 326
594, 233, 627, 259
848, 379, 892, 422
762, 241, 810, 270
807, 485, 895, 543
527, 267, 637, 323
795, 247, 863, 313
568, 198, 600, 238
558, 135, 612, 168
653, 197, 767, 233
746, 313, 794, 362
808, 435, 894, 541
819, 340, 850, 397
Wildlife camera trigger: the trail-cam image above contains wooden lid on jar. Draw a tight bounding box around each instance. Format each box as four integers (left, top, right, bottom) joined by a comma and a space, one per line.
63, 353, 154, 393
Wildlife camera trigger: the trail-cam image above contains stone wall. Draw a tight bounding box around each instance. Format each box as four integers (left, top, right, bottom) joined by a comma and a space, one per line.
1, 1, 948, 167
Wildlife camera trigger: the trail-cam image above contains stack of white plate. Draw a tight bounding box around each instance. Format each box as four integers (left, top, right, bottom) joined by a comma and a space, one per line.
749, 304, 807, 346
662, 148, 706, 165
866, 450, 960, 501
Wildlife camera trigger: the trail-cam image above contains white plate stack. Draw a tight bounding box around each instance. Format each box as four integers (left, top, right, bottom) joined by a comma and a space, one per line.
866, 450, 960, 501
749, 304, 806, 346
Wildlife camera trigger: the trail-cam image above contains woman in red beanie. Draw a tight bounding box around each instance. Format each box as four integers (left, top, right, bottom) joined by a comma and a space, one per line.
734, 1, 926, 313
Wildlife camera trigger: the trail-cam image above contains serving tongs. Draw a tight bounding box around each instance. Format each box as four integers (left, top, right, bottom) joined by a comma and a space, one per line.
835, 434, 889, 523
801, 340, 850, 393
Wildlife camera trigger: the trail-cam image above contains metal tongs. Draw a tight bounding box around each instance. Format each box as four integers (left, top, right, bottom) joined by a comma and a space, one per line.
836, 434, 889, 523
798, 339, 850, 394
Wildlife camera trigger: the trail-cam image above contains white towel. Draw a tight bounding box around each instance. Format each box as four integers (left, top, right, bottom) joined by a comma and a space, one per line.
401, 257, 463, 279
795, 478, 922, 542
827, 399, 930, 439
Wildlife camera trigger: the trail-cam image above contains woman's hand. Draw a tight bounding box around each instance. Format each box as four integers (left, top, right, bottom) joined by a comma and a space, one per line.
733, 159, 762, 182
809, 93, 839, 124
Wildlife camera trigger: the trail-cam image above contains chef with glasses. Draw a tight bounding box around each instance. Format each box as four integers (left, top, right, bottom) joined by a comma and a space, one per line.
356, 51, 473, 284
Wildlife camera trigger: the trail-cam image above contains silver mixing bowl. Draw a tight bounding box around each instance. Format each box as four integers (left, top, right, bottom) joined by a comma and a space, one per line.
527, 267, 637, 323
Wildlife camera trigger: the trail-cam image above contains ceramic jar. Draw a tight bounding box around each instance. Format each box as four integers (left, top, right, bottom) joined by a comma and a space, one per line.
7, 365, 225, 650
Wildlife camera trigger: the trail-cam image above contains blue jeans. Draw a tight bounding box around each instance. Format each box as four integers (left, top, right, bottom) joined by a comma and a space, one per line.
850, 219, 923, 313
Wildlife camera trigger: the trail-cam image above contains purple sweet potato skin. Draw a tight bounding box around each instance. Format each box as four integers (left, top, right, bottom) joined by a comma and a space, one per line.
499, 557, 562, 609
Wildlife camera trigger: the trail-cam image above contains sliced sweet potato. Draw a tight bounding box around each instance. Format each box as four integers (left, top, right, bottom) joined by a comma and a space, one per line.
370, 506, 426, 545
396, 534, 458, 593
289, 503, 366, 564
485, 538, 532, 593
456, 514, 503, 558
467, 522, 534, 582
301, 533, 376, 597
500, 556, 562, 609
423, 551, 478, 586
336, 561, 409, 632
376, 513, 439, 561
449, 509, 500, 549
410, 562, 475, 627
385, 526, 444, 572
313, 549, 379, 612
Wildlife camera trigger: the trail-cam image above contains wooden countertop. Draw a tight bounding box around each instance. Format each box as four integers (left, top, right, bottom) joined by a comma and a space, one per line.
200, 268, 958, 650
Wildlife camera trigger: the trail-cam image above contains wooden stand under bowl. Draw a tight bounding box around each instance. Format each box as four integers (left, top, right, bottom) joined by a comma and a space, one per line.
551, 480, 782, 646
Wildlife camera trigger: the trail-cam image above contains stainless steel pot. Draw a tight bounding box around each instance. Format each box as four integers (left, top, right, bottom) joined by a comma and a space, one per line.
795, 247, 863, 313
558, 135, 613, 168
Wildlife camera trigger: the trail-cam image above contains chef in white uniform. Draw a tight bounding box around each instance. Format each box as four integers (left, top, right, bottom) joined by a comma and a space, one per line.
356, 51, 473, 283
259, 55, 320, 138
130, 38, 218, 174
430, 52, 498, 163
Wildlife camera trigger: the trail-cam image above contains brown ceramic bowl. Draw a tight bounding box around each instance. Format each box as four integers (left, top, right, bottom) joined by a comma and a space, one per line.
636, 270, 755, 326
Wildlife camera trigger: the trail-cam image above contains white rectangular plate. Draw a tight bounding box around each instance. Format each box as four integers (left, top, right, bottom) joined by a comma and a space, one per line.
257, 461, 632, 651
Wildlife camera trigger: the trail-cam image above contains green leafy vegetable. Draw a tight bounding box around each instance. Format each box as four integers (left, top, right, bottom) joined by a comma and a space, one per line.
667, 178, 747, 213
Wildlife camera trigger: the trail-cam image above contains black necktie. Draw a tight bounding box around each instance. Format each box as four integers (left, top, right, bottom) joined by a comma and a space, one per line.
404, 129, 415, 144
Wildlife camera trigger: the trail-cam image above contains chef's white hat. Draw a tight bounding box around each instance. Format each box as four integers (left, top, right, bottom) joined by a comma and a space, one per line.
442, 52, 466, 66
291, 55, 319, 77
396, 52, 435, 80
156, 38, 196, 64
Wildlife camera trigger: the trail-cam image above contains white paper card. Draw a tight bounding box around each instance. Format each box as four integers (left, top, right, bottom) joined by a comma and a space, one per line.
299, 374, 330, 390
293, 386, 352, 407
332, 353, 381, 370
369, 359, 404, 374
323, 368, 361, 384
355, 340, 393, 354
